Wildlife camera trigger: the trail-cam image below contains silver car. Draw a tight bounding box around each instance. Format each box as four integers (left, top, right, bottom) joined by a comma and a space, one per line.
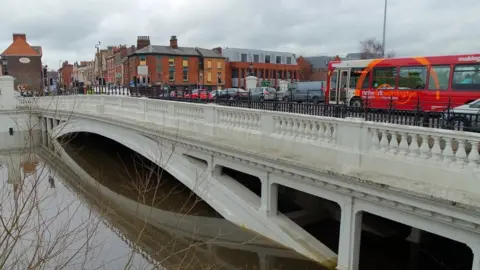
249, 87, 277, 101
442, 99, 480, 131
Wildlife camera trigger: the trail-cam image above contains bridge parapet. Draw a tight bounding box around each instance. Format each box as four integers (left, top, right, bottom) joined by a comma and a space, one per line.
35, 95, 480, 208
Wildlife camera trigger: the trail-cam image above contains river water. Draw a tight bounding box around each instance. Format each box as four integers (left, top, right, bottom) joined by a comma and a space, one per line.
0, 149, 156, 269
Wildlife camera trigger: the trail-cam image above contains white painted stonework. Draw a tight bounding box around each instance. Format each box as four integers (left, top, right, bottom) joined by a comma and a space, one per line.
245, 76, 258, 91
0, 76, 15, 110
17, 95, 480, 269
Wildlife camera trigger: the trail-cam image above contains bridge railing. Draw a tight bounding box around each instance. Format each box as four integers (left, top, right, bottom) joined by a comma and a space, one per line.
36, 95, 480, 207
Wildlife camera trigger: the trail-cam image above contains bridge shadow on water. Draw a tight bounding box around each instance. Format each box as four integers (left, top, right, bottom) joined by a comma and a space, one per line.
57, 132, 473, 270
57, 132, 327, 270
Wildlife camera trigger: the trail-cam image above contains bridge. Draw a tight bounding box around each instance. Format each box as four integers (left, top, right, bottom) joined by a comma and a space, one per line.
2, 76, 480, 269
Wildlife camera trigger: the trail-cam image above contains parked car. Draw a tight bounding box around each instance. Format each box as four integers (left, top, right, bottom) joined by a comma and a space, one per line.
185, 89, 211, 100
249, 87, 277, 101
223, 88, 249, 100
441, 99, 480, 131
210, 90, 225, 99
277, 81, 325, 103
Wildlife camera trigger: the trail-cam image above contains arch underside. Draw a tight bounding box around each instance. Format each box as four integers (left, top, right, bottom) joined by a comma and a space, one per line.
50, 119, 337, 264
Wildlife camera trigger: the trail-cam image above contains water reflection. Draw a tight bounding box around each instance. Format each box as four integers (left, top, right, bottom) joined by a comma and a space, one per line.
61, 132, 327, 269
0, 150, 155, 269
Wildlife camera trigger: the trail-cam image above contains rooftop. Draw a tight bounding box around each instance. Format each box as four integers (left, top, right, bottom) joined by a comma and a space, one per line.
130, 45, 199, 57
195, 47, 224, 58
2, 33, 41, 56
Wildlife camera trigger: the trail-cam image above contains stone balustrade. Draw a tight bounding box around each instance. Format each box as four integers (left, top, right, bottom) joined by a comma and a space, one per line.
31, 95, 480, 208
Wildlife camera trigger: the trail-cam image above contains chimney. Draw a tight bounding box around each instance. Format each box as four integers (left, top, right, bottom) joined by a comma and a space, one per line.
212, 47, 222, 55
170, 36, 178, 49
13, 33, 26, 42
136, 36, 150, 50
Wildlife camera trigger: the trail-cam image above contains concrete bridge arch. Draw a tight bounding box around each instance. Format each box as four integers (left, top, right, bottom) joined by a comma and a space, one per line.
50, 118, 337, 265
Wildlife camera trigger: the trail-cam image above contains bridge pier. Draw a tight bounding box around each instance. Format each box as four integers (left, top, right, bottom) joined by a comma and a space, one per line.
471, 244, 480, 270
260, 173, 278, 216
40, 117, 47, 146
45, 117, 53, 148
337, 197, 362, 270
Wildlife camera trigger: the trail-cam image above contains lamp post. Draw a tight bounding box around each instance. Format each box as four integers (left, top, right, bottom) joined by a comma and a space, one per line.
1, 54, 8, 75
381, 0, 388, 57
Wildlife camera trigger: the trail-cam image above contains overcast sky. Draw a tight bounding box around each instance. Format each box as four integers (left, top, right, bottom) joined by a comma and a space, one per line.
0, 0, 478, 69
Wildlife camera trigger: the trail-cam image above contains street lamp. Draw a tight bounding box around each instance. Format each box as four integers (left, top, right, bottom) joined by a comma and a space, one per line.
1, 54, 8, 75
381, 0, 388, 57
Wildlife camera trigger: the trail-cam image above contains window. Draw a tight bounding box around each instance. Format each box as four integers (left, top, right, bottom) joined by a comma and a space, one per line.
207, 60, 212, 69
276, 56, 281, 64
168, 57, 174, 67
398, 66, 427, 89
182, 70, 188, 81
253, 54, 259, 63
372, 67, 397, 89
169, 70, 175, 81
182, 59, 188, 67
217, 72, 222, 84
207, 72, 212, 83
452, 64, 480, 91
217, 61, 222, 69
232, 69, 238, 79
265, 55, 271, 63
241, 54, 247, 62
140, 56, 146, 62
428, 66, 450, 90
286, 57, 292, 64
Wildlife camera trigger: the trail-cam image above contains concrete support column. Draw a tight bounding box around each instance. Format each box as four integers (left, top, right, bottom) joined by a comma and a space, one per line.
471, 244, 480, 270
258, 253, 273, 270
40, 117, 47, 146
337, 197, 362, 270
260, 173, 278, 216
46, 118, 52, 147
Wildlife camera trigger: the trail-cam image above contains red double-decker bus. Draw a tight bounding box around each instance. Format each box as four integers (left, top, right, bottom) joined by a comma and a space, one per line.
326, 54, 480, 111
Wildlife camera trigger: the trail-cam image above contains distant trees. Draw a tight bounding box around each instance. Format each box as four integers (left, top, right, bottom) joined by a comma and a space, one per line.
360, 38, 396, 59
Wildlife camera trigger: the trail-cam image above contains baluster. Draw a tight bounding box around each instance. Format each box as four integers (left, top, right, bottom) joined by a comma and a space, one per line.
298, 120, 306, 139
285, 118, 292, 136
371, 128, 380, 150
304, 120, 312, 140
467, 140, 479, 168
274, 117, 281, 134
398, 132, 409, 155
455, 139, 467, 168
379, 130, 389, 152
331, 124, 337, 143
419, 134, 430, 158
431, 136, 442, 161
443, 138, 454, 164
280, 118, 287, 135
388, 131, 399, 154
407, 134, 420, 157
322, 123, 329, 142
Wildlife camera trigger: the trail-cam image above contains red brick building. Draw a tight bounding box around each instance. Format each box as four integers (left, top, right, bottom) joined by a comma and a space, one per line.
216, 48, 300, 89
128, 36, 216, 90
1, 33, 43, 92
58, 61, 73, 88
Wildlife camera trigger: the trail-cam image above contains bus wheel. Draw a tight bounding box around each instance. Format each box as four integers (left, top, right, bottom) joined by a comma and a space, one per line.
351, 98, 363, 108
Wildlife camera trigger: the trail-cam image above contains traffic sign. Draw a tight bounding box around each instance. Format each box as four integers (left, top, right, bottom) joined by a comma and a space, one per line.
262, 81, 270, 87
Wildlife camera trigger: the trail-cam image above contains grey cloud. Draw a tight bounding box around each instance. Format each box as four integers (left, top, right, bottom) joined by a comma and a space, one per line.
0, 0, 478, 68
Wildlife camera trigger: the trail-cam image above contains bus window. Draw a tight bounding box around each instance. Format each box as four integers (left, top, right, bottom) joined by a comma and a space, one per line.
428, 66, 450, 90
452, 64, 480, 91
349, 68, 370, 89
398, 66, 427, 89
372, 67, 397, 89
330, 70, 338, 89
